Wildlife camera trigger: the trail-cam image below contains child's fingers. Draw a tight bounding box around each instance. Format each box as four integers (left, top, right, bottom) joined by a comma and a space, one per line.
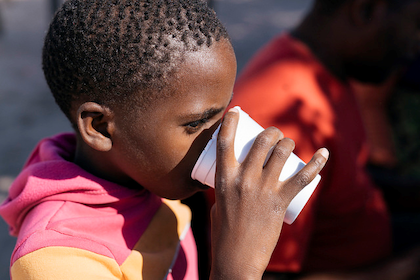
263, 137, 295, 183
216, 107, 240, 183
240, 127, 284, 176
282, 148, 329, 200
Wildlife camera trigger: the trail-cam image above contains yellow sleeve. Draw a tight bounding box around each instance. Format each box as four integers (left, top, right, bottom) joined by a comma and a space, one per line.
11, 246, 143, 280
11, 200, 191, 280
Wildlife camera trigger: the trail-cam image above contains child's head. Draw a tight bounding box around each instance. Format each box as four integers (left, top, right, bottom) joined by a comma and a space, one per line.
42, 0, 237, 199
43, 0, 229, 123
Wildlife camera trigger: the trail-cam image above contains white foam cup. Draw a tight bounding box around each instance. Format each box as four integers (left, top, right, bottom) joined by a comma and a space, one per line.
191, 106, 321, 224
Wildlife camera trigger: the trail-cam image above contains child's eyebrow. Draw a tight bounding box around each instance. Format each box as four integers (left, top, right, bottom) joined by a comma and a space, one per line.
185, 107, 226, 120
182, 93, 233, 121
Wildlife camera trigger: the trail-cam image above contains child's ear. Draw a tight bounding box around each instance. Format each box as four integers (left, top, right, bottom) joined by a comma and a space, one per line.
76, 102, 115, 152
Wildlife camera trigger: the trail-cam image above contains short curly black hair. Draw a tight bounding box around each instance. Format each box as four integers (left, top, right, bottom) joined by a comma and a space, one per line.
42, 0, 229, 123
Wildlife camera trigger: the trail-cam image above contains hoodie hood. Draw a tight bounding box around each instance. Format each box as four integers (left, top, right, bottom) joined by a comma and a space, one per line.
0, 133, 155, 237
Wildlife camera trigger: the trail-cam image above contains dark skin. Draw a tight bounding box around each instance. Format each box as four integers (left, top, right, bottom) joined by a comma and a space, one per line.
263, 0, 420, 279
70, 38, 329, 279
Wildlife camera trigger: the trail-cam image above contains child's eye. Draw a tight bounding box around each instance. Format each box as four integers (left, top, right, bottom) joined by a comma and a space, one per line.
184, 118, 209, 134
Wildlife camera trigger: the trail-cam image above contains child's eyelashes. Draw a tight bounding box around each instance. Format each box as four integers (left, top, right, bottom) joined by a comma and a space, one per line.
184, 118, 209, 134
181, 107, 226, 134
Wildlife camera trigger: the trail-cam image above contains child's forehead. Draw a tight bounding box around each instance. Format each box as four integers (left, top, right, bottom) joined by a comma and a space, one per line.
111, 39, 235, 120
129, 40, 236, 114
180, 39, 236, 72
173, 40, 236, 86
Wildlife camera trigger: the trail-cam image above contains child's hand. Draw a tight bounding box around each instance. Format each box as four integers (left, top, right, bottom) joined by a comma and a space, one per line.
210, 107, 329, 280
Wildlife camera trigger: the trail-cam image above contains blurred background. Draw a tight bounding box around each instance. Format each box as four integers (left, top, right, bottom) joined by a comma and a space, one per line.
0, 0, 312, 278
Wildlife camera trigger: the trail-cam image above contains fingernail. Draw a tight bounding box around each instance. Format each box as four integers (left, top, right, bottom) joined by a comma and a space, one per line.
228, 107, 239, 113
319, 148, 329, 159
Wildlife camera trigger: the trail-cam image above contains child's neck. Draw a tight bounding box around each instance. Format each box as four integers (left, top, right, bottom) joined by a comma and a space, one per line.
73, 138, 138, 188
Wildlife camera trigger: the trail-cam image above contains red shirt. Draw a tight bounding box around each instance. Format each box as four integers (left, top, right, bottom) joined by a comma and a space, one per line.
231, 33, 391, 273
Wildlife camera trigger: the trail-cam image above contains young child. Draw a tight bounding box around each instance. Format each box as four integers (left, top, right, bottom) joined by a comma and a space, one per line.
0, 0, 328, 279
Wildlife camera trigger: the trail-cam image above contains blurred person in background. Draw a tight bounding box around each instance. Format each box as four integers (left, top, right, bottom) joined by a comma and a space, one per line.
353, 55, 420, 255
230, 0, 420, 279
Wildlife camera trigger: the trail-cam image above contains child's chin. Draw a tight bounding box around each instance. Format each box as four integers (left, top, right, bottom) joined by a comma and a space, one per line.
178, 181, 210, 199
192, 180, 211, 191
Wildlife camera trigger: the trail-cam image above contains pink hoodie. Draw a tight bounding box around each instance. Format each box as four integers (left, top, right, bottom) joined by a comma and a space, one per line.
0, 133, 198, 279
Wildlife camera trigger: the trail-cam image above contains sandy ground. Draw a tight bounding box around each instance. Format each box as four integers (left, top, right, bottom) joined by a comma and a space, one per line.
0, 0, 311, 278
